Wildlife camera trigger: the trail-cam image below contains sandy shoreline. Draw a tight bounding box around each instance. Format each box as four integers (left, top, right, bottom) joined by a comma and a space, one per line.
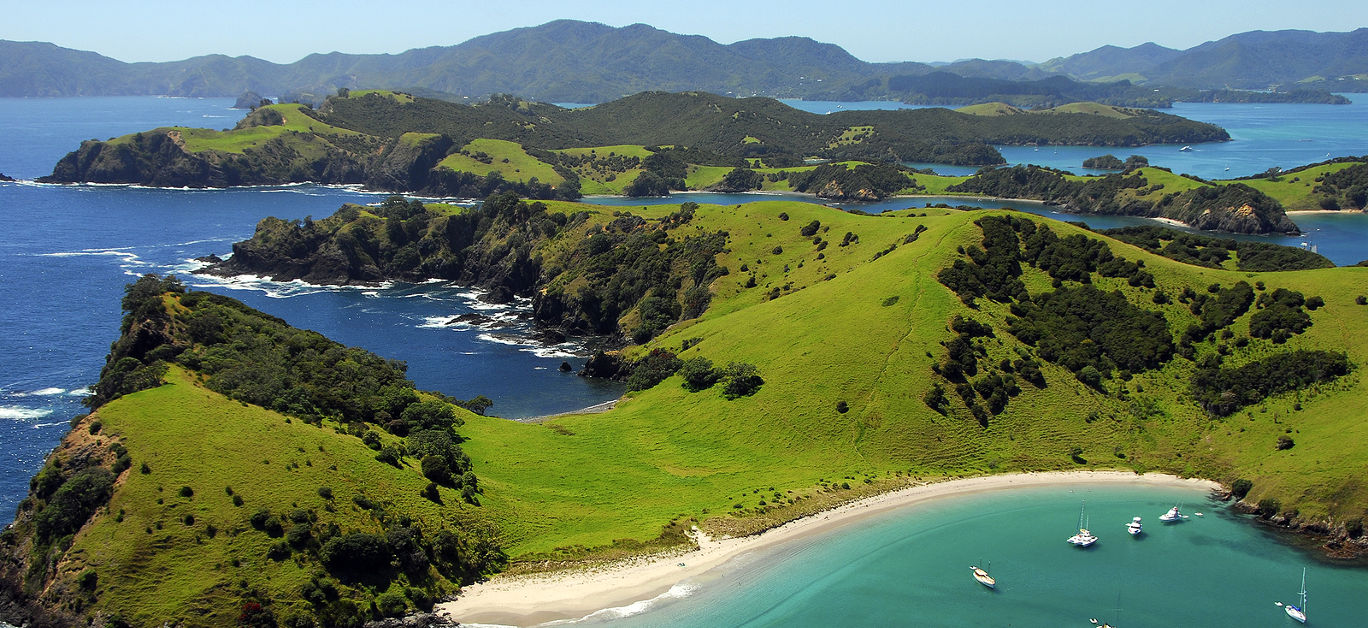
435, 471, 1218, 626
1287, 209, 1365, 215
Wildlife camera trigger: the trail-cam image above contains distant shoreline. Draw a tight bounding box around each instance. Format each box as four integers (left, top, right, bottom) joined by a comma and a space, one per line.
435, 470, 1218, 627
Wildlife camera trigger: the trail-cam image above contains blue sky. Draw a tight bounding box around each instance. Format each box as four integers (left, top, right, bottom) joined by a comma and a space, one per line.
5, 0, 1367, 64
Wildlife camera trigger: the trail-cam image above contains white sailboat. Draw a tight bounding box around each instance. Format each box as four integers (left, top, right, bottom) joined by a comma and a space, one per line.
970, 564, 996, 589
1067, 502, 1098, 547
1276, 567, 1308, 623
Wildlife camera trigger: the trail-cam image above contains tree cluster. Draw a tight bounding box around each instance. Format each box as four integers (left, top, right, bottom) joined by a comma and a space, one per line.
1191, 350, 1350, 416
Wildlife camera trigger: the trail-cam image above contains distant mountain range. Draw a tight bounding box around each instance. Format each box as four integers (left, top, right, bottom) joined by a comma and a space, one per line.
2, 21, 1365, 103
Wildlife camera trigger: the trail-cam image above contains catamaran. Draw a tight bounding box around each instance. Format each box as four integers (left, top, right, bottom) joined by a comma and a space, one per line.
1067, 502, 1098, 547
970, 564, 996, 589
1276, 567, 1308, 623
1126, 516, 1143, 536
1159, 505, 1186, 523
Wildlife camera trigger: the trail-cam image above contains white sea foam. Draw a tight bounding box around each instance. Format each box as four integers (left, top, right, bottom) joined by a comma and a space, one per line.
476, 333, 525, 347
523, 346, 582, 359
565, 582, 699, 624
0, 406, 53, 421
28, 388, 66, 396
418, 316, 453, 329
32, 421, 67, 429
191, 273, 389, 299
39, 248, 138, 259
67, 387, 92, 397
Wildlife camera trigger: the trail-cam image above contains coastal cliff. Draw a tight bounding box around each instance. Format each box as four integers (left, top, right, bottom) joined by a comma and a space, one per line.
0, 275, 501, 626
202, 193, 728, 341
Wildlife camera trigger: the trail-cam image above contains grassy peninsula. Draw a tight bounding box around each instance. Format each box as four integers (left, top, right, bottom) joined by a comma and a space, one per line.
5, 196, 1368, 626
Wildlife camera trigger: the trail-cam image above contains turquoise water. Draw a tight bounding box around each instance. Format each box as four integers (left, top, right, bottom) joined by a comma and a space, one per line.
581, 484, 1365, 627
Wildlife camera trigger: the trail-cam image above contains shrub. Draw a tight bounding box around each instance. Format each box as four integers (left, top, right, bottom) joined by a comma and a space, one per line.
33, 467, 115, 543
286, 523, 312, 548
182, 514, 195, 526
625, 349, 682, 391
317, 486, 333, 500
721, 362, 764, 399
800, 220, 821, 237
88, 421, 102, 435
321, 532, 392, 580
1231, 478, 1253, 499
139, 462, 151, 474
376, 590, 408, 617
75, 568, 97, 590
375, 445, 403, 467
836, 401, 849, 414
179, 485, 194, 498
421, 455, 452, 485
1257, 498, 1281, 518
1275, 435, 1295, 450
923, 383, 948, 414
232, 494, 244, 507
679, 357, 720, 392
1358, 295, 1367, 305
266, 540, 291, 561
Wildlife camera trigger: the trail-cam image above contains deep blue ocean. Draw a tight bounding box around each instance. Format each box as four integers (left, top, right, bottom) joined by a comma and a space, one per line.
2, 96, 1367, 625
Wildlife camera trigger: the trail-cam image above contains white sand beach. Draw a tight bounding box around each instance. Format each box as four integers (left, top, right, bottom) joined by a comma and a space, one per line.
435, 471, 1219, 626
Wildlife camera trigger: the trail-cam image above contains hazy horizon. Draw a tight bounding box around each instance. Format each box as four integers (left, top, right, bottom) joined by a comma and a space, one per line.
3, 0, 1367, 66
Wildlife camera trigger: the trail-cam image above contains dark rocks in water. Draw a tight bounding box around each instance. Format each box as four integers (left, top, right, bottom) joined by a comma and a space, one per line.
559, 361, 573, 372
194, 254, 224, 264
446, 313, 495, 327
481, 285, 516, 304
528, 328, 566, 344
233, 91, 271, 109
0, 172, 13, 182
579, 351, 629, 380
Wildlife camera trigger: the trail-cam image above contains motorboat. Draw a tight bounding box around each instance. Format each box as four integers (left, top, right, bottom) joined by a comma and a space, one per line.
1159, 505, 1186, 523
1126, 516, 1143, 536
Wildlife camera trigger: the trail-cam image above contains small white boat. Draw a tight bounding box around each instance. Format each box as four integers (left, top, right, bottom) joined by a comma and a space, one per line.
1159, 505, 1186, 523
970, 564, 996, 589
1277, 567, 1308, 623
1126, 516, 1143, 536
1193, 512, 1204, 517
1179, 145, 1193, 152
1068, 502, 1098, 546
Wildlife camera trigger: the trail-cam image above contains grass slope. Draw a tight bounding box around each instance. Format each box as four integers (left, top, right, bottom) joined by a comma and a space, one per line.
53, 367, 486, 625
456, 202, 1368, 562
437, 139, 564, 186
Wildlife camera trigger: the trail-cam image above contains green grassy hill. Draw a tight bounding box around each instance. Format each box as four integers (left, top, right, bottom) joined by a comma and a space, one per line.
5, 199, 1368, 625
453, 201, 1368, 559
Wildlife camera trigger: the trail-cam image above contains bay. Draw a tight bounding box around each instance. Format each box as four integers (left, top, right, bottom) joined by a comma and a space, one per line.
580, 484, 1366, 627
0, 98, 622, 523
1, 96, 1367, 625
